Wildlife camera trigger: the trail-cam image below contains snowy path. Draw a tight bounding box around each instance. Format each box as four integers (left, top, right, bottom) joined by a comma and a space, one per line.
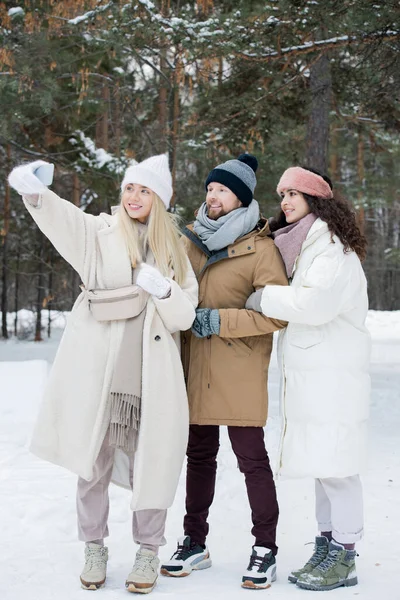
0, 311, 399, 599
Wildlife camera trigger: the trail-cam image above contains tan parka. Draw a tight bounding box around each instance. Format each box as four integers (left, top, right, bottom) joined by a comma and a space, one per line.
182, 218, 288, 427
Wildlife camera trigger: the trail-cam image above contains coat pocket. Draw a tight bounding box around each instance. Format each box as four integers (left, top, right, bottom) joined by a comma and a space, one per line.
224, 337, 252, 357
289, 325, 323, 349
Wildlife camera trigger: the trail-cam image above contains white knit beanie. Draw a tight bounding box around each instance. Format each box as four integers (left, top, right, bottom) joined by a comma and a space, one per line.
120, 153, 173, 209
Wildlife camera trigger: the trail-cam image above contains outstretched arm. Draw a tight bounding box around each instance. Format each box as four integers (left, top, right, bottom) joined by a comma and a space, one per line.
9, 161, 103, 279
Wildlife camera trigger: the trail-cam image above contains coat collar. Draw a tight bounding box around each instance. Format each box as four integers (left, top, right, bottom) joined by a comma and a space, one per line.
289, 218, 330, 280
185, 217, 271, 257
301, 218, 329, 251
183, 217, 271, 277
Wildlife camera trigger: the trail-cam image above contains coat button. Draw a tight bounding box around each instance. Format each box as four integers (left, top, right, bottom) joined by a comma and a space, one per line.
247, 246, 251, 250
231, 249, 235, 254
228, 342, 232, 346
155, 335, 161, 341
207, 335, 211, 339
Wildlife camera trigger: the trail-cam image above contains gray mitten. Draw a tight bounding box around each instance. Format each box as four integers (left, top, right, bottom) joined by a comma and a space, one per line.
245, 289, 264, 313
191, 308, 220, 338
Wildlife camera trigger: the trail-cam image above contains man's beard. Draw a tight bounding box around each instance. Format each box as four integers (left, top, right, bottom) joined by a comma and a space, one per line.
207, 206, 228, 220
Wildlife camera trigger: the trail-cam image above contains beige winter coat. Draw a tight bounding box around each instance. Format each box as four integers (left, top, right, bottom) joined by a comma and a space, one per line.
181, 219, 287, 426
24, 190, 198, 510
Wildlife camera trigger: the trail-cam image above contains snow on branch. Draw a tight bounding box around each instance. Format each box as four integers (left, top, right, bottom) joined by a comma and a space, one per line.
238, 30, 400, 61
68, 2, 113, 25
69, 131, 127, 174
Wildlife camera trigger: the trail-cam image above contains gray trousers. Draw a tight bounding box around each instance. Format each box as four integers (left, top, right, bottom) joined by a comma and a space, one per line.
77, 432, 167, 552
315, 475, 364, 544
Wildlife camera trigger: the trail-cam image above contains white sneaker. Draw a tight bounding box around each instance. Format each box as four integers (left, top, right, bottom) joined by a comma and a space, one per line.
160, 535, 212, 577
241, 546, 277, 589
80, 543, 108, 590
125, 548, 160, 594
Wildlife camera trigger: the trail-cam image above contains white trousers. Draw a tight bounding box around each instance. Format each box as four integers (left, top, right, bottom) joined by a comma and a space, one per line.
315, 475, 364, 544
76, 432, 167, 552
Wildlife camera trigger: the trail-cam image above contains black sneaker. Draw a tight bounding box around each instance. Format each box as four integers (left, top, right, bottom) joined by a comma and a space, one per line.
160, 535, 212, 577
241, 546, 277, 589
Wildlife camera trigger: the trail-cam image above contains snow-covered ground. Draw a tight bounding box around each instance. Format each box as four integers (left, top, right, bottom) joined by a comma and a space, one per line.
0, 310, 399, 599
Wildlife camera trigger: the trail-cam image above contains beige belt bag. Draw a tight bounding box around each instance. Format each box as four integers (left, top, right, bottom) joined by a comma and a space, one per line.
81, 284, 149, 321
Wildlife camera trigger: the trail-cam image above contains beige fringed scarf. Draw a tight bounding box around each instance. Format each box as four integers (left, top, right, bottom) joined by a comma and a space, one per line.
109, 223, 151, 453
108, 307, 147, 453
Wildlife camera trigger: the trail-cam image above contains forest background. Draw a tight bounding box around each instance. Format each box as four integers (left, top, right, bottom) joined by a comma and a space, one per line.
0, 0, 399, 340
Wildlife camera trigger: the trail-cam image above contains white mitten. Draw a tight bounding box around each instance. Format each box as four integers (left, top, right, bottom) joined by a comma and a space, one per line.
136, 263, 171, 299
8, 160, 54, 196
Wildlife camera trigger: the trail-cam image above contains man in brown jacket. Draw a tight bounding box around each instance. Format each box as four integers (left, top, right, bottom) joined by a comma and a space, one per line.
161, 154, 287, 589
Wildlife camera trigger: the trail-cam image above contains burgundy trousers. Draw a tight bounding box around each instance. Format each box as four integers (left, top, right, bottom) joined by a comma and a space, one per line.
183, 424, 279, 555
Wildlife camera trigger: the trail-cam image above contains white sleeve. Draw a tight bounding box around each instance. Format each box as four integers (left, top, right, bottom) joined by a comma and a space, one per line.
260, 253, 351, 326
152, 259, 199, 333
23, 189, 104, 279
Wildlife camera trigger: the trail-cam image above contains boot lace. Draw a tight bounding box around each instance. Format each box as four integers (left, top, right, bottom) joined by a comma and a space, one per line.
172, 542, 200, 561
248, 552, 272, 572
305, 542, 328, 567
315, 548, 340, 573
134, 553, 156, 575
85, 547, 107, 570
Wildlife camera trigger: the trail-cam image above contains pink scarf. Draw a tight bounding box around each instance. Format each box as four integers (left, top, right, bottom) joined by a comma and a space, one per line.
272, 213, 317, 278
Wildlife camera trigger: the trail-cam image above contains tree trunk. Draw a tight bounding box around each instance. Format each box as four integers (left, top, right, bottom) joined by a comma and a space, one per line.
169, 55, 181, 210
305, 53, 332, 174
114, 81, 121, 158
159, 50, 168, 153
357, 130, 365, 234
14, 245, 20, 337
47, 247, 54, 338
329, 126, 339, 181
96, 80, 110, 150
158, 1, 170, 153
70, 173, 80, 308
1, 144, 11, 339
34, 233, 45, 342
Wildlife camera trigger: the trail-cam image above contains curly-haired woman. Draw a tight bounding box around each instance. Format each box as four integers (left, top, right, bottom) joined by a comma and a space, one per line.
246, 166, 370, 592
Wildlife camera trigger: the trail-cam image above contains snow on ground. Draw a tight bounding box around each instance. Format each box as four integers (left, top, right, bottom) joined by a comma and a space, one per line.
0, 310, 399, 599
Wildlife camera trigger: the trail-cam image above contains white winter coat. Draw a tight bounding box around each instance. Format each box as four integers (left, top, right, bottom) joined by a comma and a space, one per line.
25, 190, 198, 510
260, 218, 370, 479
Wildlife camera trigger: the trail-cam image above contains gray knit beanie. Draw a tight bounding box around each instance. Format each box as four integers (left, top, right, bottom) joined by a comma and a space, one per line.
205, 153, 258, 207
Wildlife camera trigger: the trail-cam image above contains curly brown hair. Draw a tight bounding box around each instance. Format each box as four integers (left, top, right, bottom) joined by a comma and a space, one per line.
269, 167, 367, 261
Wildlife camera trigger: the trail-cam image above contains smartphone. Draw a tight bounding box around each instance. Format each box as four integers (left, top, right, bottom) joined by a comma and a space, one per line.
34, 164, 54, 186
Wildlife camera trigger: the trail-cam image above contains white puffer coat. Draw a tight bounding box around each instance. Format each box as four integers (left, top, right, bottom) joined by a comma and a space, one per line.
260, 218, 370, 479
25, 190, 198, 510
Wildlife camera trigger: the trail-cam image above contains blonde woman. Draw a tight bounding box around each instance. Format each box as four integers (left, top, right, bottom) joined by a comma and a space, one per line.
8, 155, 198, 594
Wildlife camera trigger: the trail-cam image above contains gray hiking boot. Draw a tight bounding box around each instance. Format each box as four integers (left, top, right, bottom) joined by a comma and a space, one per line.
126, 548, 160, 594
80, 543, 108, 590
288, 535, 329, 583
296, 540, 357, 591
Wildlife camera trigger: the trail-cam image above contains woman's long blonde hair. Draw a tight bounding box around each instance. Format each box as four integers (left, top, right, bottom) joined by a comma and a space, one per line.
118, 193, 188, 286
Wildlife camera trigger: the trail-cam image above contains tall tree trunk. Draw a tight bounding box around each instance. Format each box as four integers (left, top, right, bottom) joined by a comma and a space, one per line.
330, 126, 339, 181
159, 50, 168, 153
158, 1, 170, 153
114, 82, 121, 158
14, 244, 20, 337
357, 130, 365, 234
34, 233, 45, 342
169, 55, 181, 210
305, 53, 332, 174
1, 144, 11, 339
47, 247, 54, 338
96, 80, 110, 150
70, 174, 80, 307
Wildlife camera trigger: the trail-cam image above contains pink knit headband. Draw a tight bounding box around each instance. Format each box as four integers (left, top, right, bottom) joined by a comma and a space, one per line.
276, 167, 333, 199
